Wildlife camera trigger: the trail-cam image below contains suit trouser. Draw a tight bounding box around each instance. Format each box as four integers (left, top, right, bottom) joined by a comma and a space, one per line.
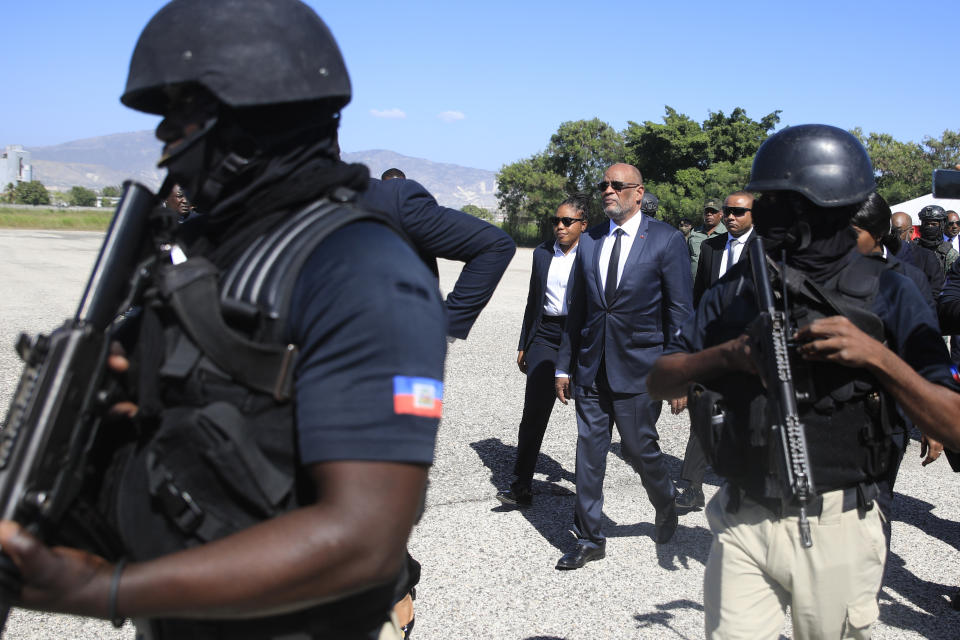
513, 316, 564, 487
703, 484, 885, 640
679, 426, 709, 489
571, 365, 674, 546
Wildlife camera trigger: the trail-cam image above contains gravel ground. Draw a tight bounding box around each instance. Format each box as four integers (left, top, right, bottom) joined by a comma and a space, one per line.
0, 232, 957, 639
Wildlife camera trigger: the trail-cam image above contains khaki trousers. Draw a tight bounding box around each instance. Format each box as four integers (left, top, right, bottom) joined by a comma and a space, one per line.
704, 484, 886, 640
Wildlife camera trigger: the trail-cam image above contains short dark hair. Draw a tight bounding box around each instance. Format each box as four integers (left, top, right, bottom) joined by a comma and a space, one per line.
559, 193, 589, 219
381, 168, 406, 180
679, 217, 692, 225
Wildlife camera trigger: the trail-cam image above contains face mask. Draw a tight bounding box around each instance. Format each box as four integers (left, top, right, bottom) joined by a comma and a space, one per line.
920, 223, 943, 243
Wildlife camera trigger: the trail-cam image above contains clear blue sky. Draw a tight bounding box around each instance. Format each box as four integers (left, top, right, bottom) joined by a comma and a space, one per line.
1, 0, 957, 172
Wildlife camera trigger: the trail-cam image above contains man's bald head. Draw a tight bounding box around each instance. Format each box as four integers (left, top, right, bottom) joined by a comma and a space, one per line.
599, 163, 645, 224
891, 212, 914, 242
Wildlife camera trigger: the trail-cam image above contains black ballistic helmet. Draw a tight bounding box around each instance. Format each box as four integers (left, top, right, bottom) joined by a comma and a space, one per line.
641, 191, 659, 216
918, 204, 947, 222
121, 0, 351, 115
746, 124, 875, 207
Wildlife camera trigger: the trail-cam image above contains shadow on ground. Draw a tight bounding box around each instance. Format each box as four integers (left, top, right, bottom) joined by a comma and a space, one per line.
471, 437, 714, 565
634, 599, 703, 639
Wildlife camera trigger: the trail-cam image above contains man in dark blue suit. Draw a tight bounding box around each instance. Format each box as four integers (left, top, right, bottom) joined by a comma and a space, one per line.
360, 177, 516, 339
554, 163, 693, 569
677, 192, 756, 512
497, 195, 588, 507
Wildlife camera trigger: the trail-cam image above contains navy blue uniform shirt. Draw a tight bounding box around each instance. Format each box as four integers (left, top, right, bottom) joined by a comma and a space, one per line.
666, 255, 960, 393
288, 221, 447, 465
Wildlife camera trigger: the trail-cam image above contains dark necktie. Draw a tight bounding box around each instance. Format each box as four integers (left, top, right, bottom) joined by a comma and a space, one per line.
605, 228, 623, 306
722, 237, 739, 277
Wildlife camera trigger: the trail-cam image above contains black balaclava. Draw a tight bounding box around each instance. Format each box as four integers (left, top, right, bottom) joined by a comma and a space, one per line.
918, 221, 944, 249
159, 96, 369, 268
753, 192, 859, 283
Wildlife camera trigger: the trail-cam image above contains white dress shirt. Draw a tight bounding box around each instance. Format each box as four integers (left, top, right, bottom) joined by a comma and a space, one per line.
543, 240, 579, 317
556, 213, 643, 378
599, 212, 644, 292
718, 227, 754, 278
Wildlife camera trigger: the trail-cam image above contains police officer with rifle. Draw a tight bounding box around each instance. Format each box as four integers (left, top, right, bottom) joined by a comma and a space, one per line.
0, 1, 447, 638
648, 124, 960, 639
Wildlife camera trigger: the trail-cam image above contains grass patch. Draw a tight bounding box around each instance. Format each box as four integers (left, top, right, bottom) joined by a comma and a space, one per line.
0, 207, 111, 231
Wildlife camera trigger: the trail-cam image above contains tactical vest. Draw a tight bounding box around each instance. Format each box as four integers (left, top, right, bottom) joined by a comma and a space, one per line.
65, 196, 408, 638
690, 254, 905, 500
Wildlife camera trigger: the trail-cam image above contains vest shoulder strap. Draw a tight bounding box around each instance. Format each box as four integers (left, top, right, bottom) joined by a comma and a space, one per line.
220, 193, 396, 340
159, 195, 399, 400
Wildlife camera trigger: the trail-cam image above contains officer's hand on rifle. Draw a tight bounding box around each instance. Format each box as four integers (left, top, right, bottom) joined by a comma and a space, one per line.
106, 341, 138, 418
728, 333, 762, 379
794, 316, 881, 368
0, 520, 113, 619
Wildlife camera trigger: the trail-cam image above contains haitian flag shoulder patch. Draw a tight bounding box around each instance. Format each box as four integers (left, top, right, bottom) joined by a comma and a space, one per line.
393, 376, 443, 418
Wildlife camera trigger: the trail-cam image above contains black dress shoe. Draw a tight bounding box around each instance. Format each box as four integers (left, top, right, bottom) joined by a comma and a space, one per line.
655, 505, 679, 544
556, 543, 605, 570
675, 486, 705, 512
496, 485, 532, 508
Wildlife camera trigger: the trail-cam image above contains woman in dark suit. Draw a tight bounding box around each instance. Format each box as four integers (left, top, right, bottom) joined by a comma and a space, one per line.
497, 194, 588, 507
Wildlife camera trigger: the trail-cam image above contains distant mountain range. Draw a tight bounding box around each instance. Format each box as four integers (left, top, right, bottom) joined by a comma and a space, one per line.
17, 132, 499, 211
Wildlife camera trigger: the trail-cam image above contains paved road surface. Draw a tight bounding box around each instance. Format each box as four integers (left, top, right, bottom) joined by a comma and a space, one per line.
0, 230, 957, 639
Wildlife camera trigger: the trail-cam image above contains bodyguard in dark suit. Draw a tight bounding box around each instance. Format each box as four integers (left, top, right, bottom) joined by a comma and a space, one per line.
360, 177, 516, 339
359, 176, 515, 633
676, 192, 755, 511
554, 164, 693, 569
497, 195, 588, 507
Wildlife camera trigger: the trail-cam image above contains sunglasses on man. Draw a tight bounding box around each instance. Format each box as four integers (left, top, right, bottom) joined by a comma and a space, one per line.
596, 181, 640, 193
722, 206, 751, 217
550, 216, 585, 227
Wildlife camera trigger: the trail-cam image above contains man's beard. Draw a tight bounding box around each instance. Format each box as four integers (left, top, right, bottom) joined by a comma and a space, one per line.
604, 202, 627, 224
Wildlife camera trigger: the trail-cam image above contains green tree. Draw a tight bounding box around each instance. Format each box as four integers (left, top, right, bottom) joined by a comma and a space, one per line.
625, 106, 778, 224
461, 204, 493, 222
544, 118, 625, 195
624, 107, 709, 184
851, 128, 960, 204
703, 108, 780, 164
14, 181, 50, 205
3, 182, 15, 204
101, 185, 122, 198
924, 129, 960, 172
496, 153, 566, 244
68, 186, 97, 207
852, 128, 931, 204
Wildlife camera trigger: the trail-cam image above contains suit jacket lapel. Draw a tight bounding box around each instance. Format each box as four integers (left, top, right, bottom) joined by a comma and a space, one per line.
590, 226, 606, 301
532, 244, 550, 312
711, 240, 724, 283
612, 214, 651, 302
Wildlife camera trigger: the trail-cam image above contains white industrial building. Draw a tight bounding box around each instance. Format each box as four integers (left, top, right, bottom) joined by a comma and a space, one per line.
0, 145, 33, 186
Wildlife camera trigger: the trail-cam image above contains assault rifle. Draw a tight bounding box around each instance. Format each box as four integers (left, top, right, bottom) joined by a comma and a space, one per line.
747, 237, 816, 548
0, 181, 157, 630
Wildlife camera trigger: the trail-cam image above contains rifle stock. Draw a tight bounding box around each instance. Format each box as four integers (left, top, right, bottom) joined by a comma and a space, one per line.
747, 237, 816, 548
0, 181, 156, 632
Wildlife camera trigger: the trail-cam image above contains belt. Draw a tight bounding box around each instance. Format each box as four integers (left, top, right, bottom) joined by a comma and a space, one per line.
743, 485, 867, 519
541, 314, 566, 323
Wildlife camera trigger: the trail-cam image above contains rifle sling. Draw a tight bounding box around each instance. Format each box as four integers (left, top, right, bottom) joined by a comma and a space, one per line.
158, 258, 297, 402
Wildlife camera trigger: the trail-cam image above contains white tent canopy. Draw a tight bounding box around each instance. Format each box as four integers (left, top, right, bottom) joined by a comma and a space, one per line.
889, 193, 960, 225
